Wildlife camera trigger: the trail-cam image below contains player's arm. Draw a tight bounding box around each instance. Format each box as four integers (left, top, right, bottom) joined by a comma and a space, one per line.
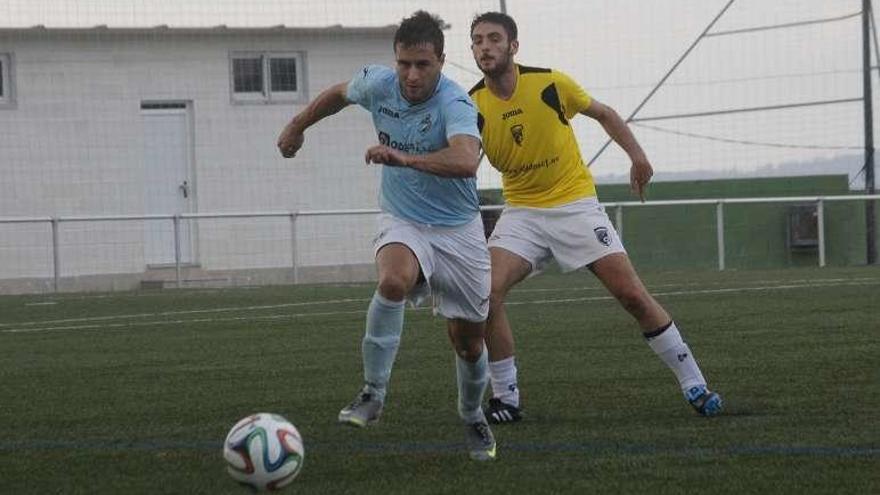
364, 134, 481, 178
277, 82, 351, 158
581, 99, 653, 201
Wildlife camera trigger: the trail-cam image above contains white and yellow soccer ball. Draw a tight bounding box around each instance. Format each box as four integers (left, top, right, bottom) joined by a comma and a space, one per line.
223, 413, 304, 491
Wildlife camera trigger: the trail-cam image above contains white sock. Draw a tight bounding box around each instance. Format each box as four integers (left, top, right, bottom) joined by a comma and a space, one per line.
488, 356, 520, 408
361, 291, 405, 403
645, 321, 707, 393
456, 349, 489, 424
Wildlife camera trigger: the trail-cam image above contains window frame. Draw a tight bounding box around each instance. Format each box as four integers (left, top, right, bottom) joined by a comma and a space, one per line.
229, 51, 306, 105
0, 52, 16, 109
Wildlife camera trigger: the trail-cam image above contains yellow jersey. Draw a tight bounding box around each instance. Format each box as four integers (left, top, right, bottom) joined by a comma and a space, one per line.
469, 65, 596, 207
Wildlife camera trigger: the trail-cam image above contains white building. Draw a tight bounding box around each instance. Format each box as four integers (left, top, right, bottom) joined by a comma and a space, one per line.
0, 24, 396, 293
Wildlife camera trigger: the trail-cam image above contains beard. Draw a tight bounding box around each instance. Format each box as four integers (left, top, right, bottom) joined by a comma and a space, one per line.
479, 49, 514, 78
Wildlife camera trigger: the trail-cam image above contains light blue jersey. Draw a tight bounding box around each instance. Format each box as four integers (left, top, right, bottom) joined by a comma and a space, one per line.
347, 65, 481, 227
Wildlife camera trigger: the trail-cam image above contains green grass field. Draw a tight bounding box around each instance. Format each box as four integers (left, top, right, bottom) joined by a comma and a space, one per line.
1, 266, 878, 494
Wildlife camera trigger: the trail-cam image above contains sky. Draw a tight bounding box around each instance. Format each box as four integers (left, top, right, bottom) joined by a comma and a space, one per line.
1, 0, 876, 188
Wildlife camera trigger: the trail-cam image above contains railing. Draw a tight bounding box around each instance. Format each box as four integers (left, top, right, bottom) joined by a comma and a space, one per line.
1, 194, 878, 292
595, 194, 880, 270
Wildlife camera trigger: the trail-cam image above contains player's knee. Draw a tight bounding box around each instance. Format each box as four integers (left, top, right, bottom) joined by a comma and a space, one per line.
376, 274, 410, 301
455, 341, 484, 362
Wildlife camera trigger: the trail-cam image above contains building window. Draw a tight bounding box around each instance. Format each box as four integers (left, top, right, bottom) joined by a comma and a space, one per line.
0, 53, 14, 108
230, 52, 305, 104
233, 57, 264, 94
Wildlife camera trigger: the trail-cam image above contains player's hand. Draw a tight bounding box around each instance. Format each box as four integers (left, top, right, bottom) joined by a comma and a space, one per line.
365, 145, 410, 167
630, 158, 653, 202
277, 122, 305, 158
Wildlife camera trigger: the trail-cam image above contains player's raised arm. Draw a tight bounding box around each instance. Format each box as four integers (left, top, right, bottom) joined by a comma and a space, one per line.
365, 134, 481, 178
277, 82, 351, 158
581, 99, 653, 201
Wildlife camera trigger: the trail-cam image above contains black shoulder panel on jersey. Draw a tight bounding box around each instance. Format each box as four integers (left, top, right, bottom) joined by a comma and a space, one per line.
541, 83, 568, 126
468, 79, 486, 95
518, 65, 552, 74
477, 112, 484, 133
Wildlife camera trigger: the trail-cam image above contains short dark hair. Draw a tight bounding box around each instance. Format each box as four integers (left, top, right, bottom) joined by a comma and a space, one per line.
394, 10, 446, 58
470, 12, 518, 41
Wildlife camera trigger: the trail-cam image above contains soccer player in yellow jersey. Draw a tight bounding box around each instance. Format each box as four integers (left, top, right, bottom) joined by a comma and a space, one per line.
468, 12, 722, 424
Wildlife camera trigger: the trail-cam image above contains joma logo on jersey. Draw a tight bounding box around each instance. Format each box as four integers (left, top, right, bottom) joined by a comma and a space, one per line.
378, 106, 400, 119
502, 108, 523, 120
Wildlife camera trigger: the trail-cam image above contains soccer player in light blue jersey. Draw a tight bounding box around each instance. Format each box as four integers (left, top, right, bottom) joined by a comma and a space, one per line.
277, 11, 496, 461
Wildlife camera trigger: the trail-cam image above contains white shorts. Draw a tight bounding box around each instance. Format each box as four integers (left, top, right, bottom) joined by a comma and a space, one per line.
373, 213, 490, 322
488, 197, 626, 274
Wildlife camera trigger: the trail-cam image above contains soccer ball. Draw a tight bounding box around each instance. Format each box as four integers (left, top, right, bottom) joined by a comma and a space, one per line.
223, 413, 305, 491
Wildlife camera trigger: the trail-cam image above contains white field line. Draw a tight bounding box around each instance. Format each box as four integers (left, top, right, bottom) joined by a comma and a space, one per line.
0, 298, 371, 329
16, 276, 871, 302
2, 309, 372, 333
507, 279, 880, 305
2, 278, 879, 334
510, 277, 880, 293
13, 284, 366, 302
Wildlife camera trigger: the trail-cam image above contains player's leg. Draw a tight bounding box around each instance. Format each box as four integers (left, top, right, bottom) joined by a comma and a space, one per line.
431, 214, 495, 460
484, 206, 551, 424
588, 252, 669, 329
588, 253, 722, 416
447, 318, 495, 461
484, 246, 531, 423
339, 242, 420, 427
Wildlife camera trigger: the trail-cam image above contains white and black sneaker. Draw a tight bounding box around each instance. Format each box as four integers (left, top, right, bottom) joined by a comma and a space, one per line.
486, 398, 523, 425
338, 387, 384, 427
465, 420, 497, 461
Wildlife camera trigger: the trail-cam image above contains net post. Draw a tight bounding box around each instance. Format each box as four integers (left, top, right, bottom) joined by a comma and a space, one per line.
290, 212, 299, 284
716, 201, 725, 271
173, 215, 182, 288
615, 205, 624, 241
51, 217, 60, 292
864, 0, 877, 264
817, 198, 826, 267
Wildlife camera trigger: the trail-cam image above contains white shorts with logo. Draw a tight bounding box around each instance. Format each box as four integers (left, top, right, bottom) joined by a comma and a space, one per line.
488, 197, 626, 274
374, 213, 490, 322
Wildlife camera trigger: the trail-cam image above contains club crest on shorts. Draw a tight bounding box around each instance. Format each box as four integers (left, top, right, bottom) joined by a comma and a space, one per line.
594, 226, 611, 246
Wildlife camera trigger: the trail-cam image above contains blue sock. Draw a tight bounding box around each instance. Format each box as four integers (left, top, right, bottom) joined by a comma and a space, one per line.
361, 291, 405, 402
456, 348, 489, 424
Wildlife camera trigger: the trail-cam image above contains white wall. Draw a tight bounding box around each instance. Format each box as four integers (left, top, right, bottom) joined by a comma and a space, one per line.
0, 29, 393, 281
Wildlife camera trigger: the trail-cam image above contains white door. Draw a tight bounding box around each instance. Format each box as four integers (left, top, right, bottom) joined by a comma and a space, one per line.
142, 103, 194, 266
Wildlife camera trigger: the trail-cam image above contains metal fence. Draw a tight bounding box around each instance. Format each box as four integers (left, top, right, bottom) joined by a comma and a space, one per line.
1, 194, 878, 294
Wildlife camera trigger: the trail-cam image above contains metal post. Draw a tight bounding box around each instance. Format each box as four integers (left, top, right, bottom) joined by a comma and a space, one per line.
51, 218, 60, 292
290, 213, 299, 284
499, 0, 506, 14
589, 0, 737, 165
716, 202, 725, 271
864, 0, 877, 264
817, 199, 826, 267
615, 205, 624, 241
173, 215, 182, 288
